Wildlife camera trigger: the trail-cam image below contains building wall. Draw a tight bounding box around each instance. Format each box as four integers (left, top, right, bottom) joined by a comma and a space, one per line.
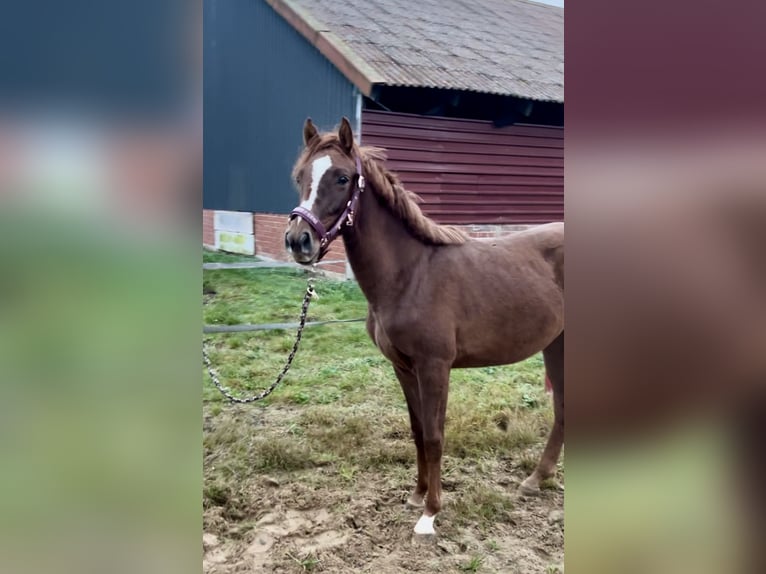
361, 110, 564, 224
203, 209, 215, 248
204, 208, 347, 275
253, 213, 348, 275
252, 218, 533, 267
205, 208, 532, 280
251, 213, 531, 276
203, 0, 357, 214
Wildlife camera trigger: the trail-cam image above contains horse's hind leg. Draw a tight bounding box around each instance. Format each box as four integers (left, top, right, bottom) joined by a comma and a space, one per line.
393, 365, 429, 508
520, 332, 564, 496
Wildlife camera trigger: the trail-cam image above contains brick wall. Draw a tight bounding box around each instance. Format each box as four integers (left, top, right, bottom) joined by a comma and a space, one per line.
204, 208, 532, 276
254, 213, 348, 276
203, 209, 215, 247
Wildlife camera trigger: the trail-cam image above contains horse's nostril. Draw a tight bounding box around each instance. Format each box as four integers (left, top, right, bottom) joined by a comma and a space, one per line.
299, 231, 312, 252
284, 233, 291, 251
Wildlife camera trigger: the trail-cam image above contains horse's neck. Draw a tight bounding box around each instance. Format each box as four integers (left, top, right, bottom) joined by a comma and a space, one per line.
342, 183, 429, 306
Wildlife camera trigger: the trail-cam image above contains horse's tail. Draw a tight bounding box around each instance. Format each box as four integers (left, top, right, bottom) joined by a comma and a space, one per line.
545, 374, 552, 394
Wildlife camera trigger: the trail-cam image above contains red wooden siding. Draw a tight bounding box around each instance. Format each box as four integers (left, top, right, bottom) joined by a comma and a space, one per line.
360, 110, 563, 224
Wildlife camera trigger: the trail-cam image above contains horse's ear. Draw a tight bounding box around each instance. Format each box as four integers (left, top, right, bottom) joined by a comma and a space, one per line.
338, 117, 354, 154
303, 118, 318, 146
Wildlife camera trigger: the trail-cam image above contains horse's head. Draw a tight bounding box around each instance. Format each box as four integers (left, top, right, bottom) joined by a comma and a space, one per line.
285, 117, 363, 264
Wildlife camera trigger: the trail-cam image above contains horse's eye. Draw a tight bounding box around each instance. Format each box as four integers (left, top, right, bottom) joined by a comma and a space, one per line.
337, 175, 349, 185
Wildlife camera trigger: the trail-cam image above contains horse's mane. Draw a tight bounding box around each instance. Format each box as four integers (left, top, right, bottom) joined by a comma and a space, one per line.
295, 134, 467, 246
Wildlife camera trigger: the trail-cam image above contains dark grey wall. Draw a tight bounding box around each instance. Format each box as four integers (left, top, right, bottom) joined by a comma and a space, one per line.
204, 0, 357, 213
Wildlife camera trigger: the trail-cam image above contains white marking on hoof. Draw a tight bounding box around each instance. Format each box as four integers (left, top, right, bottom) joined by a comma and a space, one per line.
302, 155, 332, 210
413, 514, 435, 535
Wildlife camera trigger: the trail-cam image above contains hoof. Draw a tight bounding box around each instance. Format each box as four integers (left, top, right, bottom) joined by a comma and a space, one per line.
518, 484, 541, 497
406, 494, 425, 508
519, 471, 543, 497
518, 480, 541, 497
413, 514, 436, 536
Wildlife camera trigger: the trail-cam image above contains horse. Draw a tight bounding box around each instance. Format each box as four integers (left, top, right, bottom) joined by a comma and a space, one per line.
284, 117, 564, 536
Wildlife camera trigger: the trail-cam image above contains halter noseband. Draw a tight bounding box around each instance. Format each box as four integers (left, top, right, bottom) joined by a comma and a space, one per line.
289, 155, 365, 261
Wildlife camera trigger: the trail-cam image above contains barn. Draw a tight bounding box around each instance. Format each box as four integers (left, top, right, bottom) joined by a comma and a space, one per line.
203, 0, 563, 275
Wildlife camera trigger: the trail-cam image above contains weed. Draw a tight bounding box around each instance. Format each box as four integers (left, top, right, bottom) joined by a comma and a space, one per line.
518, 382, 541, 409
287, 551, 320, 572
517, 451, 541, 474
251, 436, 321, 471
460, 554, 484, 572
337, 463, 358, 483
450, 484, 514, 528
540, 477, 562, 491
203, 482, 230, 507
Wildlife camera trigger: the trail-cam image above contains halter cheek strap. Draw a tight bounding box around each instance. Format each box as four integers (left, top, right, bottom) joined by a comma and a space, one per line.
289, 155, 365, 261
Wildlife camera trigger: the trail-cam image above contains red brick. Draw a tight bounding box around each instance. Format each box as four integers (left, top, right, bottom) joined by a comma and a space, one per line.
203, 209, 215, 246
204, 211, 533, 277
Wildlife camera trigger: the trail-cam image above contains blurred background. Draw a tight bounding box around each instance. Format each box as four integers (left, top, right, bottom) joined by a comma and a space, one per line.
566, 2, 766, 573
0, 2, 201, 573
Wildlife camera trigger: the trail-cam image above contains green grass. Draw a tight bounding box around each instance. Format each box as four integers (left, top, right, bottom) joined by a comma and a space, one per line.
203, 250, 560, 537
203, 250, 261, 264
460, 555, 485, 572
448, 483, 516, 528
202, 251, 550, 417
287, 552, 321, 572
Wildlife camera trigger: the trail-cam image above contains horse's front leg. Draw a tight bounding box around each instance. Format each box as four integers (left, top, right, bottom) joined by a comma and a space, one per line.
412, 359, 451, 535
393, 365, 428, 508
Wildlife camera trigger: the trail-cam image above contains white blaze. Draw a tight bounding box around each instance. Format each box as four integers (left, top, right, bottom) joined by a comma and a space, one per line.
301, 155, 333, 210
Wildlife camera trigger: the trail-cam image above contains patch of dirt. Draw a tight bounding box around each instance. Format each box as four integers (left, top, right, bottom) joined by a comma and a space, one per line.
203, 466, 563, 573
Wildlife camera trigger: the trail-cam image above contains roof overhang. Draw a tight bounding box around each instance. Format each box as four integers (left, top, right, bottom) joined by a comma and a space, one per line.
265, 0, 384, 97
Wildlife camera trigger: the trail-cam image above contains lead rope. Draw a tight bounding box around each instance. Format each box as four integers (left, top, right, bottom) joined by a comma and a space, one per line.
203, 276, 317, 404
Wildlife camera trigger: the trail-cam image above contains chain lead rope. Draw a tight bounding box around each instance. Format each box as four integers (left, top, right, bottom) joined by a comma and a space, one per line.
203, 277, 317, 404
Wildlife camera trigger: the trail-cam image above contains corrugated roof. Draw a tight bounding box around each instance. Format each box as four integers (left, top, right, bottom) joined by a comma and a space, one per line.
277, 0, 563, 102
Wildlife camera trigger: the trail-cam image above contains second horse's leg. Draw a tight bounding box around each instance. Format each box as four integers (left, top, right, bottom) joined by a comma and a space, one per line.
521, 333, 564, 495
394, 365, 428, 508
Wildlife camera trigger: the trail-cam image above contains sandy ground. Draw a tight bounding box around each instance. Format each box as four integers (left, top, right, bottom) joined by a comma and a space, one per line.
203, 408, 563, 574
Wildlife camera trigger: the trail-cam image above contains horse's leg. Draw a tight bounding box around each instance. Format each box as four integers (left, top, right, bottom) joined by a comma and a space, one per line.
521, 332, 564, 496
393, 365, 428, 508
412, 359, 450, 535
734, 395, 766, 572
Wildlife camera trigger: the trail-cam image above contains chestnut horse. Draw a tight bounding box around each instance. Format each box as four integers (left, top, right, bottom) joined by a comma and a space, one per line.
285, 118, 564, 535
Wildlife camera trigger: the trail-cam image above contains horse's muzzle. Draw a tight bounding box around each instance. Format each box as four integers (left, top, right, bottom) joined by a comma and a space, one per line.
285, 223, 319, 264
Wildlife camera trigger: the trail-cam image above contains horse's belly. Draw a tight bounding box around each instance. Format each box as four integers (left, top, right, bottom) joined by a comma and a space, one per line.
453, 345, 542, 369
453, 314, 563, 368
